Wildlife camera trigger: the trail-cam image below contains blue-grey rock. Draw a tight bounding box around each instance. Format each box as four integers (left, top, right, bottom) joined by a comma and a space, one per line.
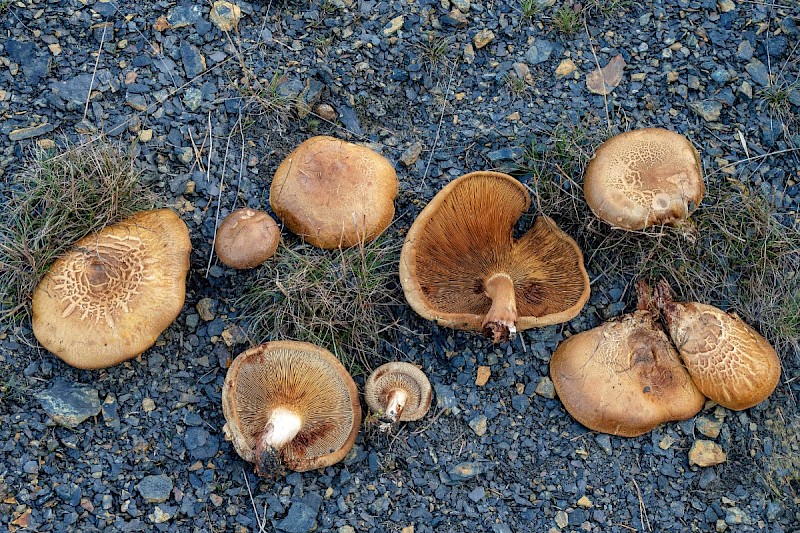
524, 39, 554, 65
745, 59, 770, 86
711, 68, 730, 84
468, 486, 485, 502
763, 35, 788, 58
136, 475, 173, 504
36, 380, 101, 428
184, 427, 209, 450
511, 394, 529, 413
433, 383, 457, 409
8, 122, 55, 141
50, 74, 97, 110
736, 40, 754, 60
183, 88, 203, 112
92, 0, 118, 17
594, 433, 612, 455
180, 42, 206, 79
337, 104, 362, 136
492, 525, 512, 533
487, 147, 523, 162
167, 5, 204, 27
276, 494, 322, 533
102, 394, 120, 431
689, 100, 722, 122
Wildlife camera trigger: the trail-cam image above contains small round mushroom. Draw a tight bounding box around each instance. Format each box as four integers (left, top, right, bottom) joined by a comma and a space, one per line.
656, 280, 781, 410
214, 208, 280, 269
221, 341, 361, 475
584, 128, 705, 230
270, 135, 399, 249
364, 362, 432, 423
31, 209, 191, 369
400, 171, 590, 343
550, 282, 705, 437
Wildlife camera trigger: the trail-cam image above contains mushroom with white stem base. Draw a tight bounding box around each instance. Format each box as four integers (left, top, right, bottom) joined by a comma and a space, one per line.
222, 341, 361, 475
365, 362, 432, 426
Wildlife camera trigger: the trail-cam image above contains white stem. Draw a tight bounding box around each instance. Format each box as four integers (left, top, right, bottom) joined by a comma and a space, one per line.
386, 389, 409, 422
262, 407, 303, 449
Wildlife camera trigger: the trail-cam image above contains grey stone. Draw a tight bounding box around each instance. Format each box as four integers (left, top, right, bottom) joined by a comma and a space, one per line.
180, 42, 206, 79
36, 380, 101, 428
337, 104, 362, 136
448, 461, 488, 481
183, 88, 203, 112
50, 74, 99, 109
534, 377, 556, 399
102, 394, 120, 431
511, 394, 529, 413
690, 100, 722, 122
276, 494, 322, 533
8, 122, 55, 141
136, 475, 173, 504
745, 59, 770, 86
524, 39, 554, 65
594, 433, 612, 455
736, 40, 754, 60
434, 383, 457, 410
469, 414, 487, 436
451, 0, 470, 12
711, 68, 730, 84
167, 5, 204, 28
92, 0, 118, 17
487, 147, 523, 162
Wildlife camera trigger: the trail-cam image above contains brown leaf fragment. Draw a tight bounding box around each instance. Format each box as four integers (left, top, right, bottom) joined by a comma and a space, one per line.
586, 54, 626, 95
153, 15, 172, 32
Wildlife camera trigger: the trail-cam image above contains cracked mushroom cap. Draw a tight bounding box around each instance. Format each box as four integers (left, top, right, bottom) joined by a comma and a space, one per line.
270, 135, 398, 249
399, 171, 590, 343
221, 341, 361, 474
584, 128, 704, 230
214, 208, 280, 269
656, 280, 781, 410
31, 209, 191, 369
550, 309, 705, 437
364, 362, 432, 422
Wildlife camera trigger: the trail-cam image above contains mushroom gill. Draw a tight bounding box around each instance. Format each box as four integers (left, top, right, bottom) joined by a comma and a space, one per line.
400, 171, 590, 342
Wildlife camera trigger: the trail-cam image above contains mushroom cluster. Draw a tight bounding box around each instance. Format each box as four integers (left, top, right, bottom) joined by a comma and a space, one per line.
551, 280, 781, 437
400, 171, 590, 343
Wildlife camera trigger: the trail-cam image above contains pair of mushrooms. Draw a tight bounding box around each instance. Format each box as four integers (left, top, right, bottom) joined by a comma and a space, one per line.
550, 280, 781, 437
214, 135, 399, 269
222, 341, 430, 475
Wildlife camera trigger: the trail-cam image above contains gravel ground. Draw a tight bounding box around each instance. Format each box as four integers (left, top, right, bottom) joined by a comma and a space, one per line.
1, 0, 799, 532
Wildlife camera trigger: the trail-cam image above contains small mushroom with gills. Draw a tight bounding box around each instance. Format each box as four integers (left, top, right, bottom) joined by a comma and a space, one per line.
584, 128, 705, 231
656, 279, 781, 411
221, 341, 361, 475
364, 362, 432, 424
270, 135, 398, 249
400, 171, 590, 343
214, 208, 280, 269
550, 281, 705, 437
31, 209, 191, 369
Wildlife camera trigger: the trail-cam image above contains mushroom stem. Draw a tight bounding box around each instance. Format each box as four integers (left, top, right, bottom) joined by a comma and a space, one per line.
384, 388, 409, 423
254, 407, 303, 476
481, 272, 518, 343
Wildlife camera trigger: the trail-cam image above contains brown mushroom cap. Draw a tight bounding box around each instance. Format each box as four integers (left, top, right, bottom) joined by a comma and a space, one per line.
221, 340, 361, 474
364, 362, 432, 422
399, 171, 590, 342
656, 280, 781, 410
31, 209, 191, 369
214, 208, 280, 269
550, 310, 705, 437
270, 135, 399, 249
584, 128, 704, 230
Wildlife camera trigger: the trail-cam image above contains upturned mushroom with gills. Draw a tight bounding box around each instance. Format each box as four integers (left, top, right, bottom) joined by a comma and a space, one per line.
221, 341, 361, 475
399, 171, 590, 343
365, 362, 432, 424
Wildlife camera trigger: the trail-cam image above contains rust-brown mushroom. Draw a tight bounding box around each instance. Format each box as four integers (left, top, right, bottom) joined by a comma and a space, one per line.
31, 209, 191, 369
221, 341, 361, 475
399, 171, 590, 343
364, 362, 432, 423
214, 208, 280, 269
656, 280, 781, 410
270, 135, 398, 249
550, 282, 705, 437
584, 128, 705, 230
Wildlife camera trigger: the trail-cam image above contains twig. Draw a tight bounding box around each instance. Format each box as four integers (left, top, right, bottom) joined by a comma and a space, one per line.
421, 62, 456, 189
631, 475, 651, 532
242, 468, 268, 533
82, 23, 107, 124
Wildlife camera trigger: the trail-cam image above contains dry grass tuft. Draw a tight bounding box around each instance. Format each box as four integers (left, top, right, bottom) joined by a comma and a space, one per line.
236, 237, 402, 374
517, 125, 800, 364
0, 140, 156, 324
